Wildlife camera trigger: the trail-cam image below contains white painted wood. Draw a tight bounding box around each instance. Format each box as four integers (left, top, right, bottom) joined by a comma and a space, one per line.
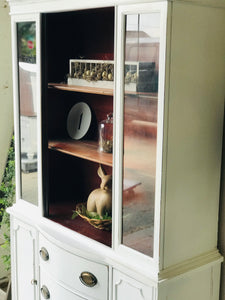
37, 218, 158, 285
158, 263, 222, 300
172, 0, 225, 9
158, 0, 172, 272
111, 4, 118, 252
40, 270, 87, 300
113, 269, 156, 300
211, 263, 222, 300
11, 217, 38, 300
39, 233, 109, 300
38, 216, 159, 286
35, 13, 43, 215
7, 0, 225, 299
162, 1, 225, 268
159, 250, 223, 281
7, 0, 166, 15
113, 2, 125, 254
10, 15, 22, 205
114, 1, 168, 271
11, 13, 42, 213
219, 138, 225, 300
7, 0, 225, 16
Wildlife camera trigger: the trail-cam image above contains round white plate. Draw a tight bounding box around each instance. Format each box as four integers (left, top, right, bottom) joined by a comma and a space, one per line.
67, 102, 92, 140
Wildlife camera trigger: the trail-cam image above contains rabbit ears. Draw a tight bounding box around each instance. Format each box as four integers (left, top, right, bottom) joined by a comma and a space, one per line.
97, 164, 107, 178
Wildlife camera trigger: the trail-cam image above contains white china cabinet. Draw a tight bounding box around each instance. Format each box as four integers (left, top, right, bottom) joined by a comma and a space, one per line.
7, 0, 225, 299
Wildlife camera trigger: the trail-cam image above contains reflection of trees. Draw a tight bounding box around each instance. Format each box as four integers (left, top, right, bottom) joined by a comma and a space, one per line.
17, 22, 36, 63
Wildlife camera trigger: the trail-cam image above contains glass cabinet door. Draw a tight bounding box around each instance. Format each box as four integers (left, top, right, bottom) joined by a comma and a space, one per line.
17, 21, 38, 205
121, 11, 161, 257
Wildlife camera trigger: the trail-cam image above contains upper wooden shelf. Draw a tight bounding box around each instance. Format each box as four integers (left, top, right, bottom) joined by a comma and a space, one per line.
48, 83, 158, 99
48, 83, 114, 96
49, 139, 113, 167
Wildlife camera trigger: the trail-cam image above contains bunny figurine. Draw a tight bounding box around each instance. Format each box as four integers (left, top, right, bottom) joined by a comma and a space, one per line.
87, 165, 112, 219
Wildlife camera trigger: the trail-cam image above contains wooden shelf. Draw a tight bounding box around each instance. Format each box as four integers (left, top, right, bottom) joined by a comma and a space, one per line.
49, 139, 113, 166
48, 83, 114, 96
48, 83, 158, 99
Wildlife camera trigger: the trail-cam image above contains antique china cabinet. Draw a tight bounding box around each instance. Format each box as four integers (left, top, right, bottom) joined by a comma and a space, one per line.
7, 0, 225, 299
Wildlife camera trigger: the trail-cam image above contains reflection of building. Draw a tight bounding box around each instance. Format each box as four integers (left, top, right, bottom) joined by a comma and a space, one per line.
125, 31, 159, 70
19, 62, 37, 172
125, 13, 160, 93
125, 30, 159, 93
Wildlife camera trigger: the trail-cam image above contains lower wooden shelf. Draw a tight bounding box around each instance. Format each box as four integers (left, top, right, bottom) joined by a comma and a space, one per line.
49, 139, 112, 166
48, 203, 112, 247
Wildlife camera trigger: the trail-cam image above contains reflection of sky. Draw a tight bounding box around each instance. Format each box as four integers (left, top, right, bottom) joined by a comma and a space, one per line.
126, 13, 160, 42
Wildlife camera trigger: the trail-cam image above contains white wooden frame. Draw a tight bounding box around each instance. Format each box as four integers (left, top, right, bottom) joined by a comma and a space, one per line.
7, 0, 225, 16
11, 13, 43, 215
113, 1, 168, 275
7, 1, 225, 300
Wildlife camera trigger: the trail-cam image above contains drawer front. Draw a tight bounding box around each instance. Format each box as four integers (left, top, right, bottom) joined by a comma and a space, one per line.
40, 270, 87, 300
39, 234, 108, 300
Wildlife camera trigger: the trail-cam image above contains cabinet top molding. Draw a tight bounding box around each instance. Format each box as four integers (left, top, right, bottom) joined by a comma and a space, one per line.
7, 0, 225, 14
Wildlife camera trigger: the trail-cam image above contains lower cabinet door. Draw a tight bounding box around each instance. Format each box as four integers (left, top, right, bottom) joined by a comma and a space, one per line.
11, 217, 38, 300
40, 270, 87, 300
113, 270, 155, 300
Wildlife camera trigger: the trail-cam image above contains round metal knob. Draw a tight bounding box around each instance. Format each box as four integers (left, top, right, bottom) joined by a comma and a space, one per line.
31, 279, 37, 285
79, 271, 97, 287
41, 285, 50, 299
39, 247, 49, 261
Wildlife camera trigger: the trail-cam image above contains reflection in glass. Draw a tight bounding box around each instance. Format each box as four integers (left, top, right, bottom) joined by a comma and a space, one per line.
17, 22, 38, 205
122, 13, 160, 257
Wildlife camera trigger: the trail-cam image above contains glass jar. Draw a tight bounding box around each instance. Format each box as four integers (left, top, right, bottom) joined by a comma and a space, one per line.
99, 113, 113, 153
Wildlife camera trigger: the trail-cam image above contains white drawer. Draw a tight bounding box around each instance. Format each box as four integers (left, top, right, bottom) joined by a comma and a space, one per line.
39, 234, 108, 300
40, 270, 87, 300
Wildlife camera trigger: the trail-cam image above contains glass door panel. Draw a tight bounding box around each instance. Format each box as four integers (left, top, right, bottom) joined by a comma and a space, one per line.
122, 13, 160, 257
17, 22, 38, 205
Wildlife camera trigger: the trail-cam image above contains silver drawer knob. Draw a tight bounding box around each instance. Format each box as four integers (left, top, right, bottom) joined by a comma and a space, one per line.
79, 271, 97, 287
39, 247, 49, 261
41, 285, 50, 299
31, 279, 37, 285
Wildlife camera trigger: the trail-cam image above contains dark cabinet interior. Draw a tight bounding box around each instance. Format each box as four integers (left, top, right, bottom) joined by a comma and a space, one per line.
41, 7, 115, 247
